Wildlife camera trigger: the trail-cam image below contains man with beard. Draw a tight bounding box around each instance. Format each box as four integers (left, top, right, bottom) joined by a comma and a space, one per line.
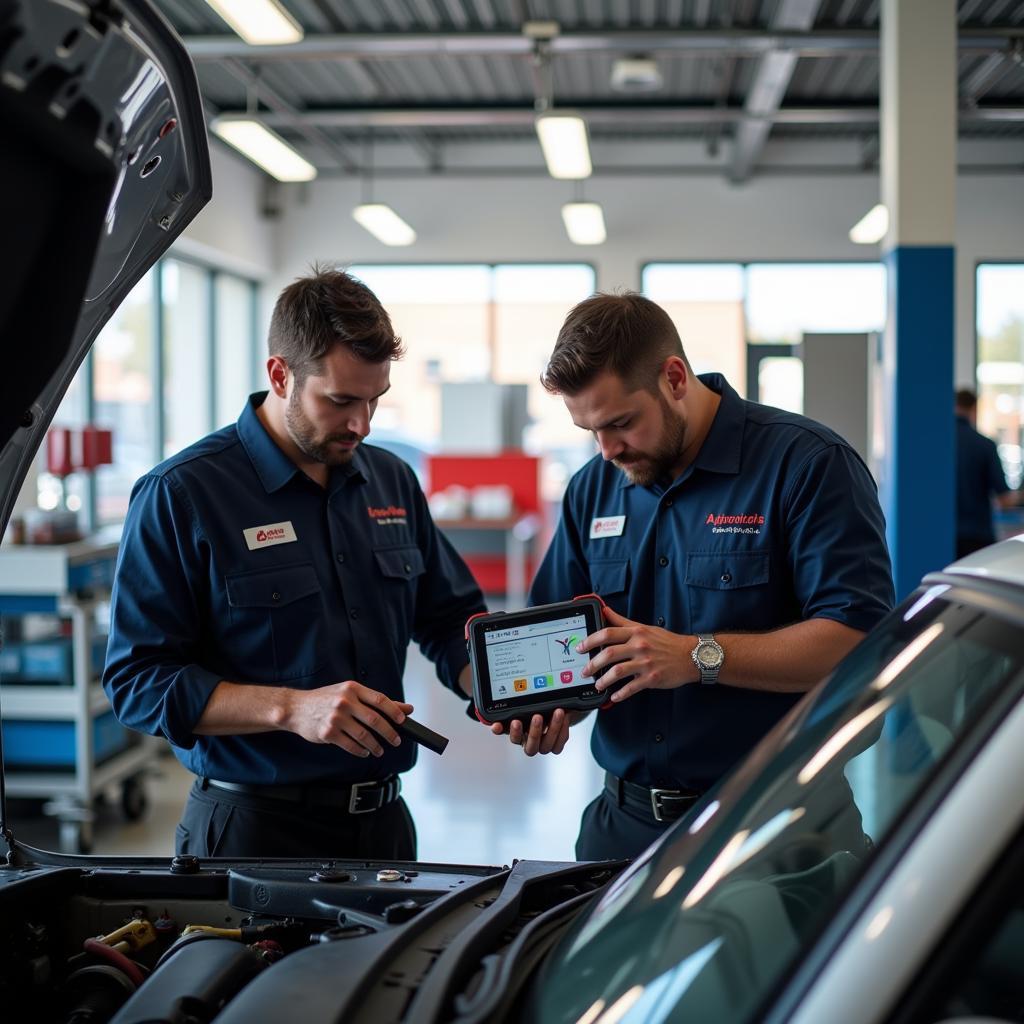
103, 266, 502, 858
525, 292, 894, 859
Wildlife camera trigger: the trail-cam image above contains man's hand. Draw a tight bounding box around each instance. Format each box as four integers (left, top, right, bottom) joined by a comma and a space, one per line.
580, 606, 693, 703
490, 709, 570, 756
282, 681, 413, 758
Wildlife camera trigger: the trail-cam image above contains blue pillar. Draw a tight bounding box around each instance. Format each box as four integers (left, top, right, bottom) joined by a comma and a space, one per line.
882, 246, 955, 597
880, 0, 957, 599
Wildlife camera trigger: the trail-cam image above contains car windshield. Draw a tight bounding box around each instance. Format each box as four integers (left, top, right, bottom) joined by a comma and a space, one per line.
529, 585, 1024, 1024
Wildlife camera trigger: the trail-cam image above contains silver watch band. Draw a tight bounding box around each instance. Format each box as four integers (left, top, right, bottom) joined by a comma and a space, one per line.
695, 633, 722, 684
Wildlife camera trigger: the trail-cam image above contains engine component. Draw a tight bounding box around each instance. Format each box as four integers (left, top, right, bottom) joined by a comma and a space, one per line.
107, 938, 265, 1024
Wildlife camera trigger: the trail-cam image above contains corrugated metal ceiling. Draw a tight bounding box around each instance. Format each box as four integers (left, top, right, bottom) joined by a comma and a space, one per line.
152, 0, 1024, 175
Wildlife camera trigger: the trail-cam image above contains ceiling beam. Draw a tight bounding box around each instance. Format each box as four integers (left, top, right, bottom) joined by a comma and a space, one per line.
182, 27, 1024, 62
730, 0, 823, 184
219, 59, 361, 172
234, 103, 1024, 130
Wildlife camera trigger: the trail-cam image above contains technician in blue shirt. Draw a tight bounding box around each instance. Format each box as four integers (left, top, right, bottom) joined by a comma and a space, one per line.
526, 293, 895, 860
103, 267, 487, 859
955, 388, 1013, 558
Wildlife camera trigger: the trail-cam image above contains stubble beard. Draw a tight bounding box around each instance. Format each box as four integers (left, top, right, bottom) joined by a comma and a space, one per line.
285, 386, 360, 466
613, 397, 686, 487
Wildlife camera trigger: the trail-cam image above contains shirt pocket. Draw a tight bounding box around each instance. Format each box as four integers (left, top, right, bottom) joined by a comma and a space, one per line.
373, 545, 426, 646
224, 562, 327, 682
589, 558, 631, 602
686, 552, 771, 632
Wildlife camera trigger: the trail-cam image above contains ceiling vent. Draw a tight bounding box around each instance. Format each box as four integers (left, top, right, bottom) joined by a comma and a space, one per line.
610, 57, 663, 94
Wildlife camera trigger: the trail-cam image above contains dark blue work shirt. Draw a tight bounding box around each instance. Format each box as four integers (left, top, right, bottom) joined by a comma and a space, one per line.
529, 373, 894, 790
955, 414, 1009, 544
103, 393, 485, 785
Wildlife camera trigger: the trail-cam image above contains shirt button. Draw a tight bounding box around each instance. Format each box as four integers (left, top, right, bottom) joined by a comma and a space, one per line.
272, 592, 281, 602
721, 572, 732, 583
664, 499, 674, 508
350, 608, 359, 619
659, 556, 669, 567
654, 733, 664, 743
404, 563, 412, 574
657, 616, 665, 626
336, 553, 345, 564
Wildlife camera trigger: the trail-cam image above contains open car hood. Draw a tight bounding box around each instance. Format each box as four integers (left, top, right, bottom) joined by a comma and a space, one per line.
0, 0, 211, 832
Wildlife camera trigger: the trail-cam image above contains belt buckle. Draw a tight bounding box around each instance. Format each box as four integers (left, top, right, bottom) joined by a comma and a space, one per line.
649, 787, 678, 823
349, 780, 385, 815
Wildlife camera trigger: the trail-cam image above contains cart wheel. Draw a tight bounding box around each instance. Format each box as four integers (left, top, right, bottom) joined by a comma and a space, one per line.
121, 777, 148, 821
61, 820, 93, 855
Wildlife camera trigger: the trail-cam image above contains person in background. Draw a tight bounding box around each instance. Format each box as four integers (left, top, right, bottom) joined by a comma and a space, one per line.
103, 266, 495, 859
955, 388, 1015, 558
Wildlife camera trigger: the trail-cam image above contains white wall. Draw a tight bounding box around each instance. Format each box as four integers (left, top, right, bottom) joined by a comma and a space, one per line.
173, 143, 277, 280
272, 165, 1024, 387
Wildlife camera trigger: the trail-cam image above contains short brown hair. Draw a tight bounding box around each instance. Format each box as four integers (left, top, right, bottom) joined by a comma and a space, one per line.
268, 264, 404, 384
541, 292, 686, 395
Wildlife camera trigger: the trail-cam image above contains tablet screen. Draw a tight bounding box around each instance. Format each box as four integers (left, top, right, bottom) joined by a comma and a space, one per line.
483, 611, 593, 702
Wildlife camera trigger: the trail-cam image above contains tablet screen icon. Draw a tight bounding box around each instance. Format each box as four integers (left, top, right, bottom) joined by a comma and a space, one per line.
560, 670, 574, 684
513, 678, 528, 692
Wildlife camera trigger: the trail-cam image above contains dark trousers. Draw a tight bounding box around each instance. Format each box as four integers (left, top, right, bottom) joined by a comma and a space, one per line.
175, 780, 417, 860
575, 789, 670, 861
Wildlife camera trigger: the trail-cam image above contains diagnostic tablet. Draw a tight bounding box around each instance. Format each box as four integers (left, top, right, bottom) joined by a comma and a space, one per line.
466, 596, 607, 726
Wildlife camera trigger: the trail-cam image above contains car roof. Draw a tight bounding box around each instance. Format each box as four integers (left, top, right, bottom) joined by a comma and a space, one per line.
943, 534, 1024, 588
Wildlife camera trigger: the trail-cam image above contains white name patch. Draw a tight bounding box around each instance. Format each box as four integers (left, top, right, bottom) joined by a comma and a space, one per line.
243, 521, 298, 551
590, 515, 626, 539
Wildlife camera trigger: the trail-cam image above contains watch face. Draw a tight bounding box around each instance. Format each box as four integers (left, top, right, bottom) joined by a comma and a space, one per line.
698, 645, 722, 668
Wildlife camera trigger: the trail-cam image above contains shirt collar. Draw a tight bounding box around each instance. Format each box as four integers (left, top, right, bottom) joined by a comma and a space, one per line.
691, 373, 745, 476
237, 392, 368, 494
616, 371, 745, 490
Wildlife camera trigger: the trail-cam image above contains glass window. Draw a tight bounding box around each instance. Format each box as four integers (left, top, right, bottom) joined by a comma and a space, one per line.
215, 274, 256, 427
36, 357, 90, 516
93, 269, 156, 524
162, 259, 211, 458
976, 264, 1024, 489
349, 264, 492, 449
492, 264, 597, 496
641, 263, 747, 394
349, 263, 596, 499
745, 263, 886, 344
643, 262, 886, 414
531, 588, 1022, 1024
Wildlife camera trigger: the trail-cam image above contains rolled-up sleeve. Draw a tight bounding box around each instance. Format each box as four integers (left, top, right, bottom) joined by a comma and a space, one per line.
783, 444, 895, 632
409, 486, 487, 695
102, 474, 222, 749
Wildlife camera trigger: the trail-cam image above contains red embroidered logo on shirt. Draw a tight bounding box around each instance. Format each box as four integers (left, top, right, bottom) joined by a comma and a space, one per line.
705, 513, 765, 526
367, 505, 408, 526
705, 513, 765, 535
255, 527, 286, 542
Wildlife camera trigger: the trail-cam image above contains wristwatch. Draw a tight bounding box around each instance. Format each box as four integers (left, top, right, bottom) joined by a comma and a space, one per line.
691, 634, 724, 685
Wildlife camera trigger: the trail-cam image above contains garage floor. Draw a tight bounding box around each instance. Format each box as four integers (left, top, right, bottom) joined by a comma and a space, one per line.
8, 643, 605, 865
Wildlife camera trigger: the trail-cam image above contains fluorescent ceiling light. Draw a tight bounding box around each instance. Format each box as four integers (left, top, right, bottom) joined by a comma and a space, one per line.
353, 204, 417, 246
562, 202, 606, 245
536, 114, 592, 179
212, 118, 316, 182
849, 204, 889, 244
204, 0, 303, 45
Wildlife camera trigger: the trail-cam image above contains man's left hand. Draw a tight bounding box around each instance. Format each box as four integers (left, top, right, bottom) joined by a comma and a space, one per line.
490, 709, 570, 756
580, 606, 694, 703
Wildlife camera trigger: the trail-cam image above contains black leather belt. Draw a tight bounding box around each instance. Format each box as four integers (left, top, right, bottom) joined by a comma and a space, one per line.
605, 772, 703, 824
203, 775, 401, 815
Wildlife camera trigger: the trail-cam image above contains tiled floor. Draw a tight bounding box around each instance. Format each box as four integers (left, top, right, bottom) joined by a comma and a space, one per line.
7, 644, 605, 865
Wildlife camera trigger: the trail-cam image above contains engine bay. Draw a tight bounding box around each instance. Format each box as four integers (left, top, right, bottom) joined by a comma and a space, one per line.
0, 853, 623, 1023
